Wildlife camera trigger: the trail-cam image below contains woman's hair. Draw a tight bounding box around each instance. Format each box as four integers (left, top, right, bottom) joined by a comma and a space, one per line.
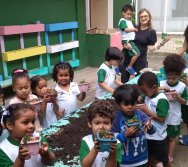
2, 103, 35, 131
52, 61, 74, 82
31, 75, 46, 94
163, 54, 186, 76
87, 99, 115, 123
12, 69, 30, 85
105, 47, 123, 61
113, 84, 139, 105
138, 71, 158, 88
138, 8, 152, 30
184, 25, 188, 43
121, 4, 134, 13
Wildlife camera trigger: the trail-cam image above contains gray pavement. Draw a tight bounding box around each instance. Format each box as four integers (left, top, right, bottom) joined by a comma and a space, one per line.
5, 53, 188, 166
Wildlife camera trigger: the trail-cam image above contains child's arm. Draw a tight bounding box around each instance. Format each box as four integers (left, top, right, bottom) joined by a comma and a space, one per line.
124, 27, 138, 33
114, 78, 123, 86
39, 142, 55, 166
137, 99, 169, 122
105, 142, 117, 167
80, 139, 99, 167
98, 82, 114, 94
51, 98, 63, 119
172, 89, 187, 105
77, 92, 86, 101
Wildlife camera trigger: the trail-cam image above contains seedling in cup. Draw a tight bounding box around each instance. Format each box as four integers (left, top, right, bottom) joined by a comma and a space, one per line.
96, 129, 116, 152
27, 98, 42, 111
78, 79, 90, 92
46, 88, 57, 98
21, 135, 41, 156
164, 90, 176, 101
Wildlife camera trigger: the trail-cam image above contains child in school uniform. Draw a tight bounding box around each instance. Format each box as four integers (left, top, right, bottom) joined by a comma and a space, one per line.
79, 99, 122, 167
52, 61, 87, 117
112, 84, 156, 167
95, 47, 123, 99
160, 54, 187, 163
0, 103, 55, 166
138, 71, 171, 167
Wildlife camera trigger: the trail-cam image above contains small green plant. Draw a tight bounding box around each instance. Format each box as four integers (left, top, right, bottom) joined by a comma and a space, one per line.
80, 79, 86, 83
22, 135, 30, 144
98, 129, 114, 139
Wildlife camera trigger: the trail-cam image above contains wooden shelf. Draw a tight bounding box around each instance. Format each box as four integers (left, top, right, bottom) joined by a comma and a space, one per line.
2, 46, 46, 61
47, 41, 79, 53
0, 24, 44, 35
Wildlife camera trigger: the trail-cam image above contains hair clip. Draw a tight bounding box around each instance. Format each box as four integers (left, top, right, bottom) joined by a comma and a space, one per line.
2, 106, 10, 116
13, 69, 25, 74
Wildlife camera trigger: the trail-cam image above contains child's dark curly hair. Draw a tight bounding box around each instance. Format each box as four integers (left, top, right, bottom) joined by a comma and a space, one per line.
52, 61, 74, 82
87, 99, 115, 123
163, 54, 186, 76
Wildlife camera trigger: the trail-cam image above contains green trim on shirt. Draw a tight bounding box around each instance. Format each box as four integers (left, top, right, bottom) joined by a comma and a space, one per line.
181, 87, 188, 100
119, 19, 127, 30
98, 69, 107, 82
156, 98, 169, 117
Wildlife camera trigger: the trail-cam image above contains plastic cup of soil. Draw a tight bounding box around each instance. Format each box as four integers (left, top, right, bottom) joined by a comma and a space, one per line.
27, 99, 42, 111
165, 91, 176, 101
46, 89, 57, 98
78, 82, 90, 92
21, 136, 41, 156
96, 130, 116, 152
125, 117, 141, 128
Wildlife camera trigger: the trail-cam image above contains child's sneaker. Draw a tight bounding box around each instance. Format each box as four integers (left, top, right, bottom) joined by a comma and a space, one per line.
126, 67, 137, 75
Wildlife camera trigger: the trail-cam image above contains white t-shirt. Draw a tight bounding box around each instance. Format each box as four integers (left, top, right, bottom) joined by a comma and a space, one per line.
55, 82, 80, 117
42, 103, 57, 128
95, 63, 117, 99
160, 80, 187, 125
145, 93, 168, 140
118, 18, 135, 41
9, 94, 38, 105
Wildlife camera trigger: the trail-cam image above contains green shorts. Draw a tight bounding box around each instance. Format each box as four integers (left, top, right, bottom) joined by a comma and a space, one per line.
181, 105, 188, 123
122, 40, 140, 57
167, 125, 180, 137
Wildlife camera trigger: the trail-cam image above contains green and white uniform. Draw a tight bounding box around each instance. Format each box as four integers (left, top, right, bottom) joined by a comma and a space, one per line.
79, 134, 122, 167
95, 63, 116, 99
145, 92, 169, 140
0, 136, 47, 167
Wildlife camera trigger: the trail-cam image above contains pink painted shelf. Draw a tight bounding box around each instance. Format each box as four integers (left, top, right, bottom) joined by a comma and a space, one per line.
0, 24, 44, 35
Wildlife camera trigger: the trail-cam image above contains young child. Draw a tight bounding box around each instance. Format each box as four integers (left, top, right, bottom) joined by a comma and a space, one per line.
160, 54, 187, 163
9, 69, 38, 104
79, 99, 122, 167
95, 47, 123, 99
52, 61, 86, 117
111, 84, 156, 167
137, 71, 170, 167
31, 75, 62, 128
9, 69, 42, 132
119, 4, 140, 75
0, 103, 55, 166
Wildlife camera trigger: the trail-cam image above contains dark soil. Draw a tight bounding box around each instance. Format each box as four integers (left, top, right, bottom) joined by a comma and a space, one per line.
45, 99, 119, 165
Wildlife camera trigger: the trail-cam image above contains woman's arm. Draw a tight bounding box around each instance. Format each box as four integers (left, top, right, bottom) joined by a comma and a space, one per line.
178, 40, 188, 56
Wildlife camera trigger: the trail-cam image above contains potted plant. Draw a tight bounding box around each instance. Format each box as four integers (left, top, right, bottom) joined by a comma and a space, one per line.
164, 90, 176, 101
78, 79, 90, 92
125, 116, 141, 128
96, 129, 116, 152
46, 88, 57, 98
27, 98, 42, 111
21, 135, 41, 156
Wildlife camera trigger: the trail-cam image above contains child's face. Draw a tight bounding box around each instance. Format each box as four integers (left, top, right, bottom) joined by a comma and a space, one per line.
9, 109, 35, 141
139, 84, 158, 97
13, 78, 31, 101
122, 10, 133, 20
120, 102, 136, 116
57, 69, 71, 86
109, 60, 120, 67
166, 74, 179, 86
88, 114, 112, 136
34, 79, 47, 97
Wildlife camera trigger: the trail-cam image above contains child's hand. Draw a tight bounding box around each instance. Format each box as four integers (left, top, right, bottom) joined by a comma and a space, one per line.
123, 43, 132, 50
39, 142, 49, 155
94, 138, 100, 152
159, 86, 170, 92
18, 145, 31, 161
134, 28, 138, 32
43, 95, 52, 103
144, 117, 152, 132
110, 141, 117, 153
136, 103, 149, 114
125, 126, 138, 137
172, 92, 179, 100
57, 109, 65, 119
